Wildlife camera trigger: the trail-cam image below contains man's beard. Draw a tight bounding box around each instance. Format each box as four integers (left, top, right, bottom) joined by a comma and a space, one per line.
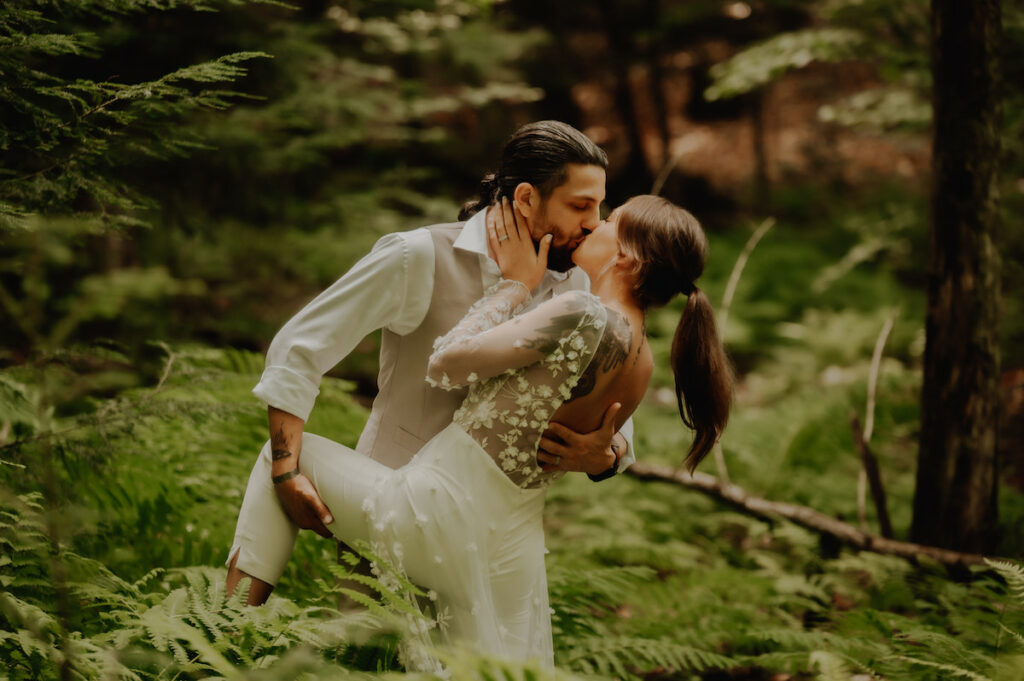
545, 244, 576, 273
531, 209, 576, 272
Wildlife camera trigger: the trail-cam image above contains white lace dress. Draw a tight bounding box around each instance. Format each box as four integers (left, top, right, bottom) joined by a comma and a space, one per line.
228, 281, 608, 668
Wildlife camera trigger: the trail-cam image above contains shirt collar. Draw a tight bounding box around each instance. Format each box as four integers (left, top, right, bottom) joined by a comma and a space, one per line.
454, 208, 489, 256
455, 207, 570, 283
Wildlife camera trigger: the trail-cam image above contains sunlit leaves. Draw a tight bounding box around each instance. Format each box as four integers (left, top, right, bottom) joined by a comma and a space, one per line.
706, 28, 867, 101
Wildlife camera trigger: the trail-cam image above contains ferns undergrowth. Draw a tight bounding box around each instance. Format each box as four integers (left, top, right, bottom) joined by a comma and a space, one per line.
2, 346, 1023, 680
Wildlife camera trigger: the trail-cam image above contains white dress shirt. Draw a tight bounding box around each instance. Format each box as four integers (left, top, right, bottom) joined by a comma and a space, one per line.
253, 208, 634, 470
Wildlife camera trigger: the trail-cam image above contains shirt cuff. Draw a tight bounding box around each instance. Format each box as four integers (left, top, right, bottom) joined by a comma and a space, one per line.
252, 365, 321, 422
617, 447, 636, 472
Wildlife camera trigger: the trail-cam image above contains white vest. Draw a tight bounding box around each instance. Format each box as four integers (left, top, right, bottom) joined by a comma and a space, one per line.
355, 223, 483, 468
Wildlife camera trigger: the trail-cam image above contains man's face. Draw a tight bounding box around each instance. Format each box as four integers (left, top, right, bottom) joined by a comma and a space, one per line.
528, 163, 606, 272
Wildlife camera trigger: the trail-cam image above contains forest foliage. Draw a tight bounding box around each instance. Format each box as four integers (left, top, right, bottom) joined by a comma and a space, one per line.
2, 0, 1024, 679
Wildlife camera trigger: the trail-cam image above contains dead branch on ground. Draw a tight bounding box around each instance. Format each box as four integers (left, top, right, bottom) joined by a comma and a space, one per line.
625, 462, 997, 566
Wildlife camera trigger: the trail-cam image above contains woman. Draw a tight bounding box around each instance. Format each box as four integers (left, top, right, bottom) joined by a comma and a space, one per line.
225, 195, 732, 668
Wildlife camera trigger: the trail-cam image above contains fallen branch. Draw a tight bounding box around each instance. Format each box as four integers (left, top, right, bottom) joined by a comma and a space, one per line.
625, 462, 996, 566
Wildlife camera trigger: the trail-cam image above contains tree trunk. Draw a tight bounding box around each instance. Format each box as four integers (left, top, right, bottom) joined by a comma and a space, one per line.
912, 0, 1002, 553
645, 0, 671, 170
750, 87, 770, 208
597, 0, 651, 200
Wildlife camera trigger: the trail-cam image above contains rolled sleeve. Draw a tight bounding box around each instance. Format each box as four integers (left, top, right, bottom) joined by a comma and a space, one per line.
252, 228, 435, 420
252, 365, 322, 423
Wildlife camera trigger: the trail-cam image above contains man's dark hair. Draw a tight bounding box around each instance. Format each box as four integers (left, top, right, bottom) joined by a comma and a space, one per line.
459, 121, 609, 221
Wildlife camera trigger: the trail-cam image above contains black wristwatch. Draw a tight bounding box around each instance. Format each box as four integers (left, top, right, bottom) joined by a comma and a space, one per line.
587, 444, 621, 482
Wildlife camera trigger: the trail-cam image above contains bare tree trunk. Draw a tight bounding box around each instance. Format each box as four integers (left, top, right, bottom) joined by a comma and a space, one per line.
912, 0, 1002, 553
646, 0, 671, 169
598, 0, 651, 197
750, 88, 770, 207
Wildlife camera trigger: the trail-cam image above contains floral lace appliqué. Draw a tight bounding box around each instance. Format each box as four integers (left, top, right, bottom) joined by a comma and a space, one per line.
427, 282, 607, 489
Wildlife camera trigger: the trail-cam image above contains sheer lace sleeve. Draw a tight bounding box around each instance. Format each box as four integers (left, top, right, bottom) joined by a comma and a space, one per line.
426, 284, 600, 391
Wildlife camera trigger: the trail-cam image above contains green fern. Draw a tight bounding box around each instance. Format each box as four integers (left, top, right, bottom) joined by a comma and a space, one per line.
563, 635, 733, 679
890, 656, 993, 681
988, 559, 1024, 601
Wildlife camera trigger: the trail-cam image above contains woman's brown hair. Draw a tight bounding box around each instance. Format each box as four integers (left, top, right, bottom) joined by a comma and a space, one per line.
616, 195, 734, 472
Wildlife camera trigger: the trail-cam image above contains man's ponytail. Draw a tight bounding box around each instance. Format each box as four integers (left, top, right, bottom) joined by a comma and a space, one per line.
458, 174, 500, 221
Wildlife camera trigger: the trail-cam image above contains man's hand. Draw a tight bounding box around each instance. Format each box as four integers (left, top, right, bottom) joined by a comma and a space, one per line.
274, 472, 335, 539
537, 402, 621, 475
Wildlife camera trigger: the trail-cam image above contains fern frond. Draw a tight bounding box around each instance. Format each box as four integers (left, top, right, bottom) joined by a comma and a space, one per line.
809, 649, 852, 681
891, 655, 993, 681
995, 623, 1024, 657
986, 559, 1024, 600
563, 635, 733, 679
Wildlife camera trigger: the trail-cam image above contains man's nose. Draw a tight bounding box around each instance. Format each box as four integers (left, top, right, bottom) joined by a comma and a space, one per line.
581, 207, 601, 233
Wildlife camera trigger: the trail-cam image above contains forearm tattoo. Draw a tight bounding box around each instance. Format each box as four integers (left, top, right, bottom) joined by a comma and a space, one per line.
271, 423, 296, 462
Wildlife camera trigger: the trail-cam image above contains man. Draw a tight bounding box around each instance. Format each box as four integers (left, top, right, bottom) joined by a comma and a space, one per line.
227, 122, 634, 600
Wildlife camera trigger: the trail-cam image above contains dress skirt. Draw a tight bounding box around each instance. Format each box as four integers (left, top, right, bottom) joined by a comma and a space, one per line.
227, 423, 553, 667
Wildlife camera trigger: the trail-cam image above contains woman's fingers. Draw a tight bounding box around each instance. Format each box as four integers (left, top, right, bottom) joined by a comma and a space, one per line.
495, 197, 512, 242
536, 233, 552, 268
486, 202, 501, 237
506, 197, 525, 242
512, 200, 530, 241
487, 214, 499, 253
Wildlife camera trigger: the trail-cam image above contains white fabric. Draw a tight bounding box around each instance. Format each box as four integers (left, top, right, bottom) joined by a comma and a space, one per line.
252, 228, 436, 421
427, 283, 608, 488
250, 209, 635, 470
229, 285, 616, 666
230, 427, 551, 667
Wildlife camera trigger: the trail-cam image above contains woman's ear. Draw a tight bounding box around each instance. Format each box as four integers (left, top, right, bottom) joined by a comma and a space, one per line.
513, 182, 539, 218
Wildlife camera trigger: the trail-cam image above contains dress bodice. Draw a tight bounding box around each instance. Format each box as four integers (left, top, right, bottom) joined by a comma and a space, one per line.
426, 281, 608, 489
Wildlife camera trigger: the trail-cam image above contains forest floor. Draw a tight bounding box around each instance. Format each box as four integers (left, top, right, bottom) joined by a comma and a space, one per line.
2, 186, 1023, 680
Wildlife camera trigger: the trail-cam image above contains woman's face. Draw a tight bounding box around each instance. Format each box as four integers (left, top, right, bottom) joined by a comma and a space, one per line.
571, 207, 623, 278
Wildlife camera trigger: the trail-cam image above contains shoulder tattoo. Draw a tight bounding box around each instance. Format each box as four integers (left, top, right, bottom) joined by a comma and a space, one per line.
566, 309, 632, 402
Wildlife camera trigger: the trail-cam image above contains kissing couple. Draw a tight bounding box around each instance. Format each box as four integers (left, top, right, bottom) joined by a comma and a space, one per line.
224, 120, 733, 669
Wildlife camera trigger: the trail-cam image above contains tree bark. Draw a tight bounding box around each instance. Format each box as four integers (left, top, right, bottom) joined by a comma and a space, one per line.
597, 0, 652, 199
645, 0, 671, 170
750, 88, 770, 207
912, 0, 1002, 553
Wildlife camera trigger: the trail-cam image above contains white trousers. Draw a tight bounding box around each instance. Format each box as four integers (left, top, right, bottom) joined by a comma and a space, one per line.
227, 424, 554, 665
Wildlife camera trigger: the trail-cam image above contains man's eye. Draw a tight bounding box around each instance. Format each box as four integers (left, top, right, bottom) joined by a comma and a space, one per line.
572, 204, 589, 211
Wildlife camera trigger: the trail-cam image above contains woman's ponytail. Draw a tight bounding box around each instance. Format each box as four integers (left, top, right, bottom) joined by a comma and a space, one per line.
670, 287, 733, 473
